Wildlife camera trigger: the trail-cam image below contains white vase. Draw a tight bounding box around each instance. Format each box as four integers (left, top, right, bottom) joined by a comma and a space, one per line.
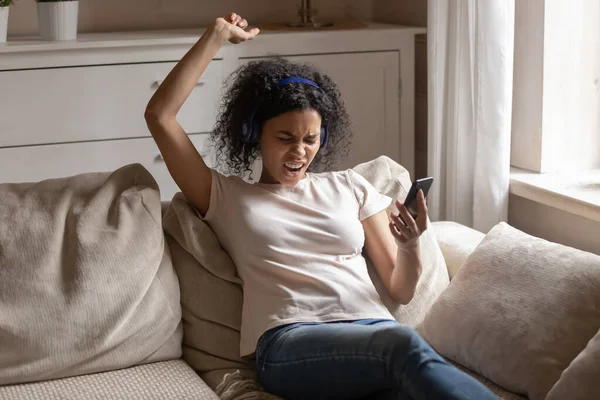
0, 6, 8, 43
38, 1, 79, 41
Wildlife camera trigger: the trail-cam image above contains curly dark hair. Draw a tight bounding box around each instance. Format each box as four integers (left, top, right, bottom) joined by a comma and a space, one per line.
209, 57, 352, 177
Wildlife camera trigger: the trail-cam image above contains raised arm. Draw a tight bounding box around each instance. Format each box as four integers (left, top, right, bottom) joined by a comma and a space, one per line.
144, 13, 259, 215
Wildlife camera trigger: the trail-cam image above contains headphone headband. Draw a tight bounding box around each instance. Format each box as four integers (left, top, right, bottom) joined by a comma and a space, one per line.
277, 77, 321, 89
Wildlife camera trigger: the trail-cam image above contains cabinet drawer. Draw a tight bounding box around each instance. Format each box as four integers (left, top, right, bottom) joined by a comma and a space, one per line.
0, 61, 226, 147
0, 134, 213, 201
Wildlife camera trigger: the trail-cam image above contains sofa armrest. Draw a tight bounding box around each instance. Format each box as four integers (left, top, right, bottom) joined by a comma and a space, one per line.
431, 221, 486, 280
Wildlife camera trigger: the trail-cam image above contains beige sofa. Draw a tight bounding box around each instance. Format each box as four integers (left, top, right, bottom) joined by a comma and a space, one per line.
0, 157, 598, 400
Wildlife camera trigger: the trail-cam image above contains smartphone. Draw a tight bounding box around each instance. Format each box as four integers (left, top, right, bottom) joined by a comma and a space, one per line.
403, 177, 434, 219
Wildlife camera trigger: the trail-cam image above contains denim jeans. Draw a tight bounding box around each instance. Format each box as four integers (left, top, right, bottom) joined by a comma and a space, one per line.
255, 319, 497, 400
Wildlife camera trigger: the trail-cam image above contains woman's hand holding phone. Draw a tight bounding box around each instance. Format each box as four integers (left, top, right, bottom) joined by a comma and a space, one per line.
389, 189, 429, 247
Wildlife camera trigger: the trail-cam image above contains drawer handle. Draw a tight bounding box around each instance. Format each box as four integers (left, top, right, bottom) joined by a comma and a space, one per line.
152, 80, 205, 89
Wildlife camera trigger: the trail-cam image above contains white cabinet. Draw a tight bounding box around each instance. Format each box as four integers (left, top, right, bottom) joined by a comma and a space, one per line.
0, 61, 225, 147
0, 134, 213, 198
0, 24, 425, 200
241, 52, 400, 170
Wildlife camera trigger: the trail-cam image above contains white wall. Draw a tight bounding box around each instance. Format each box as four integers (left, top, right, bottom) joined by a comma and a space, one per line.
508, 194, 600, 255
7, 0, 373, 36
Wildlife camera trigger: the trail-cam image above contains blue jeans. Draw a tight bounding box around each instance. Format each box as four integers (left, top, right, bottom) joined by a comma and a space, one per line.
255, 319, 497, 400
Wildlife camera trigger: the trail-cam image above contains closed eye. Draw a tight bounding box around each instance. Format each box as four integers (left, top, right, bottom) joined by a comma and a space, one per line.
305, 134, 319, 144
277, 131, 319, 143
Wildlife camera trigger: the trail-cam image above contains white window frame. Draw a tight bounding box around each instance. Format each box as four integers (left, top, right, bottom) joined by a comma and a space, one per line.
511, 0, 600, 173
509, 0, 600, 220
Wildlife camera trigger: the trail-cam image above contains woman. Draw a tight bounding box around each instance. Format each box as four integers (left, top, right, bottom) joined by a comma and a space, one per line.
145, 12, 496, 400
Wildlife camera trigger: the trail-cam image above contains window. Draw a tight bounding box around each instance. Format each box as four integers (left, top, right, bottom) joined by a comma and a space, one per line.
509, 0, 600, 220
511, 0, 600, 174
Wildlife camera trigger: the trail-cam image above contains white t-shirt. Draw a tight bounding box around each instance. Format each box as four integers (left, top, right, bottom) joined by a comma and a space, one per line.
202, 168, 395, 357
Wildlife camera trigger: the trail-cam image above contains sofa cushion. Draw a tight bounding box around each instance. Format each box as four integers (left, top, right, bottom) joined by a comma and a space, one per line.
0, 360, 217, 400
419, 222, 600, 400
431, 221, 485, 279
162, 192, 253, 388
353, 156, 450, 328
546, 328, 600, 400
163, 156, 449, 388
0, 164, 182, 386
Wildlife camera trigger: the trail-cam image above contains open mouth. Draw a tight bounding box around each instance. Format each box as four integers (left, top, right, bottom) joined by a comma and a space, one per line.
284, 162, 304, 174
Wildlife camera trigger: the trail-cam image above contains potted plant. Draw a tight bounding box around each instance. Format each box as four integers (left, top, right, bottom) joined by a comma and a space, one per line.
0, 0, 14, 43
37, 0, 78, 41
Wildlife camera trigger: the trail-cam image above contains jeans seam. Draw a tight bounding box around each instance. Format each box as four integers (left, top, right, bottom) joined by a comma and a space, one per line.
261, 352, 390, 367
257, 326, 291, 372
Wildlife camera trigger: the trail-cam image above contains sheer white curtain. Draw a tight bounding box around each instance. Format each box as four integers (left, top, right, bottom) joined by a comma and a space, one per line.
427, 0, 515, 233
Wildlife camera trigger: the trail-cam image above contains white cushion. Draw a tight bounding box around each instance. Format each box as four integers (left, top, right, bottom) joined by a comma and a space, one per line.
431, 221, 485, 279
420, 222, 600, 400
0, 164, 182, 385
163, 193, 253, 388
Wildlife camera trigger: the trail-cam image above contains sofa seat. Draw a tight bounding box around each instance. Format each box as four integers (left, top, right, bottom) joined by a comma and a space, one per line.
0, 360, 218, 400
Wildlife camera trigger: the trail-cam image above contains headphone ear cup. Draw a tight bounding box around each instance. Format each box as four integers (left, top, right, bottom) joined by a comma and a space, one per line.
242, 111, 260, 144
320, 126, 328, 147
250, 120, 261, 144
241, 122, 251, 143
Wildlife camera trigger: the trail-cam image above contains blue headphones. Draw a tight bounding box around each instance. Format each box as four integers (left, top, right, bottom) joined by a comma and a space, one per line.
241, 77, 328, 147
